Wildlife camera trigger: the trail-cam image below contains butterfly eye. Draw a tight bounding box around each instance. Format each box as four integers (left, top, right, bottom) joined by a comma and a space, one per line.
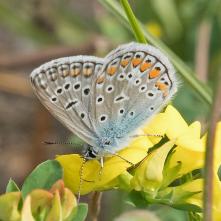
104, 140, 111, 145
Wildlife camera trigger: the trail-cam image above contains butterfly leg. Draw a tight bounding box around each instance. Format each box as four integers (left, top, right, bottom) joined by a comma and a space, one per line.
77, 156, 87, 202
98, 157, 104, 180
104, 150, 135, 167
131, 134, 163, 138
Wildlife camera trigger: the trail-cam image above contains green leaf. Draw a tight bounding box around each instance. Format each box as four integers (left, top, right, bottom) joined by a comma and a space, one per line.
120, 0, 147, 43
173, 203, 202, 213
21, 160, 63, 199
66, 203, 88, 221
127, 191, 148, 208
218, 164, 221, 181
6, 178, 20, 193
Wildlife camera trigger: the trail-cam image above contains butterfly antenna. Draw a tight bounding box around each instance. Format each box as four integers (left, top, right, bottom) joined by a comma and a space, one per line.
77, 156, 87, 203
43, 141, 75, 145
131, 133, 163, 138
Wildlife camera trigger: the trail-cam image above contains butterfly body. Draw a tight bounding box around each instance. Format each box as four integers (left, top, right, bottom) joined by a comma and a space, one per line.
30, 42, 178, 160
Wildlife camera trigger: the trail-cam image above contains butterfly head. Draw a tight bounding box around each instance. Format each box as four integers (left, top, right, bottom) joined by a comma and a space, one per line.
83, 137, 115, 160
83, 145, 99, 159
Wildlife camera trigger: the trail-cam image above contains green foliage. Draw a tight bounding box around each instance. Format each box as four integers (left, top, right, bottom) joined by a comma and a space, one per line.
6, 179, 20, 193
99, 0, 213, 106
21, 160, 63, 199
70, 203, 88, 221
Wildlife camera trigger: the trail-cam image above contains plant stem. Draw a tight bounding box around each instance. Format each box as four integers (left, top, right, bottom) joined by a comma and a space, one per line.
99, 0, 212, 106
89, 191, 103, 221
120, 0, 147, 44
203, 70, 221, 221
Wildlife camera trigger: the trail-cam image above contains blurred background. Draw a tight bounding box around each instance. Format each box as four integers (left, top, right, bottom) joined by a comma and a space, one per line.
0, 0, 220, 220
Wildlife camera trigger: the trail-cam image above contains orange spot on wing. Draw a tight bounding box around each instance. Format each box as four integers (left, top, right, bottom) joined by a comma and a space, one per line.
149, 69, 160, 79
155, 82, 169, 98
155, 82, 167, 91
163, 91, 169, 97
140, 62, 152, 72
62, 70, 69, 77
70, 69, 80, 77
132, 58, 142, 67
107, 66, 117, 76
83, 68, 93, 77
121, 59, 129, 67
96, 75, 105, 84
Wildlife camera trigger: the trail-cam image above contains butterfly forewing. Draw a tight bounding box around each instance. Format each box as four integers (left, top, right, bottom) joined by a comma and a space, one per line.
30, 56, 104, 146
91, 42, 177, 152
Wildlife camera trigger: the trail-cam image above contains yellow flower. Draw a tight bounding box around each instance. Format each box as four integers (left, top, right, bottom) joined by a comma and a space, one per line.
56, 136, 153, 195
145, 21, 162, 38
131, 140, 176, 194
143, 105, 205, 176
56, 104, 221, 215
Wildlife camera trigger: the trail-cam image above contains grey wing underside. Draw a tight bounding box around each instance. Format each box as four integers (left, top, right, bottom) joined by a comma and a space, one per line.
30, 56, 104, 146
90, 42, 178, 151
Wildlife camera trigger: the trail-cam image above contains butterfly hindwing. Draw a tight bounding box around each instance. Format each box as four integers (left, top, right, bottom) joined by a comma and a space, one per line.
91, 42, 178, 152
30, 56, 104, 146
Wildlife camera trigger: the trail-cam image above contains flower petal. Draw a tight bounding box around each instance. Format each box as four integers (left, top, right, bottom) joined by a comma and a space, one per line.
21, 195, 35, 221
131, 140, 175, 193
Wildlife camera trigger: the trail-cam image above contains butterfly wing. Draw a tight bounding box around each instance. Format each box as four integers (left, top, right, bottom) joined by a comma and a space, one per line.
30, 56, 104, 146
90, 42, 178, 152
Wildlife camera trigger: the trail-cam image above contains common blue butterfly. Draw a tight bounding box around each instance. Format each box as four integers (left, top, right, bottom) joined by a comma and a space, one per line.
30, 42, 177, 164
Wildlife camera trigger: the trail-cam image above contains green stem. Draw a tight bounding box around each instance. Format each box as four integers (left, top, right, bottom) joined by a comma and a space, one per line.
99, 0, 212, 106
120, 0, 147, 44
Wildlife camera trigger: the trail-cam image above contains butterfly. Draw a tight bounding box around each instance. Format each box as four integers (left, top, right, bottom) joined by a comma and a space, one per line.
30, 42, 178, 166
